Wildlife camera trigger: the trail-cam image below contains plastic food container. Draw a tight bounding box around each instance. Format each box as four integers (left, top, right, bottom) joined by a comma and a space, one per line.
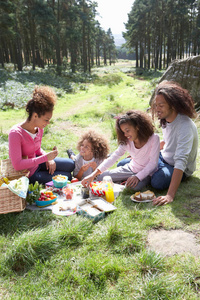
52, 175, 68, 188
63, 187, 73, 200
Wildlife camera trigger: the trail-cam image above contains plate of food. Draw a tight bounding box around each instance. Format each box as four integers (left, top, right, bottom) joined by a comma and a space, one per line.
130, 190, 156, 203
52, 202, 77, 216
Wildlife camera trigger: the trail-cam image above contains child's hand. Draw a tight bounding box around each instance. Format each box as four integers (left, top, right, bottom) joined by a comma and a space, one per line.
126, 175, 139, 188
81, 164, 91, 172
89, 161, 97, 171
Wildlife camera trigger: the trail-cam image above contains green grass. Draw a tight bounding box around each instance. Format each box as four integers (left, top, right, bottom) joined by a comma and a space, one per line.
0, 61, 200, 299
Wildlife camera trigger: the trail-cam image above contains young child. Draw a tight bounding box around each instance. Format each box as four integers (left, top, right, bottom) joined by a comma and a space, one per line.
82, 110, 160, 191
72, 130, 109, 181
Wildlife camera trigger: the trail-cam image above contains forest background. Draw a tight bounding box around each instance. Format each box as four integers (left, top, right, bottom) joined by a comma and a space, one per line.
1, 0, 200, 74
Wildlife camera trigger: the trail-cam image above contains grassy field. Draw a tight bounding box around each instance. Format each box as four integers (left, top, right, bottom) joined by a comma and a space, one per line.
0, 61, 200, 299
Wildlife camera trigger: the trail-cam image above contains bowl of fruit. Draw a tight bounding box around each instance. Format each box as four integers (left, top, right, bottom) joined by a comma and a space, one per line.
52, 174, 68, 188
35, 190, 57, 207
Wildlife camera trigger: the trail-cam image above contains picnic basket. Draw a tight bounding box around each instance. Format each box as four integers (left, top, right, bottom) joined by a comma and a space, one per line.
0, 159, 29, 214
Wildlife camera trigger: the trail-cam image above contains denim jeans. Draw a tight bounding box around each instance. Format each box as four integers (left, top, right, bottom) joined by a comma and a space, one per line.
151, 153, 185, 190
29, 157, 75, 184
117, 157, 131, 167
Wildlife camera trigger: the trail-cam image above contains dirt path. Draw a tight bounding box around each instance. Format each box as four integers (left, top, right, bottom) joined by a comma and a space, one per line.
63, 95, 99, 117
53, 95, 104, 136
147, 229, 200, 256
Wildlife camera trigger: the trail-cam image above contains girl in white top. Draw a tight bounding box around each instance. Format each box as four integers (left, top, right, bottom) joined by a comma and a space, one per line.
73, 130, 109, 180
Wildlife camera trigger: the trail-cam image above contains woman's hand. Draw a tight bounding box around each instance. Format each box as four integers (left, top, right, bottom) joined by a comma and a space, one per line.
46, 146, 58, 161
126, 175, 139, 188
153, 195, 173, 206
46, 160, 56, 175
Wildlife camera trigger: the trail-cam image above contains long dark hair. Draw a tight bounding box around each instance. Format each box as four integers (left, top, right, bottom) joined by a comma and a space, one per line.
26, 86, 57, 121
116, 110, 154, 145
151, 81, 197, 127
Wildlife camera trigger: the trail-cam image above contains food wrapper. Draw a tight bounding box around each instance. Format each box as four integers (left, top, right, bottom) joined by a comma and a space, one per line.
89, 181, 106, 197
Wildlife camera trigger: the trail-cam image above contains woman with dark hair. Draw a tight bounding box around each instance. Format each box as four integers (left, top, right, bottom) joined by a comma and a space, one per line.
151, 81, 198, 206
82, 110, 160, 191
9, 86, 75, 184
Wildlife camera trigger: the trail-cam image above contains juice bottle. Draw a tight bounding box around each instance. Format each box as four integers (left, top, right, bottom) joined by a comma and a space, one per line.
105, 183, 115, 203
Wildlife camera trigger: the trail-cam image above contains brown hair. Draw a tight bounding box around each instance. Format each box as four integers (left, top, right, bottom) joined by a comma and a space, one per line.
151, 81, 197, 127
116, 110, 154, 145
26, 86, 57, 121
77, 130, 109, 159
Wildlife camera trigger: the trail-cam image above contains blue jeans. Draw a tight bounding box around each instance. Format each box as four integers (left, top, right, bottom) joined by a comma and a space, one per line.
117, 157, 131, 167
29, 157, 75, 184
151, 153, 185, 190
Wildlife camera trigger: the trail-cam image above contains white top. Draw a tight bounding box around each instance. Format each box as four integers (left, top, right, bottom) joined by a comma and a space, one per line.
161, 114, 198, 176
23, 128, 37, 139
82, 158, 94, 164
73, 153, 104, 179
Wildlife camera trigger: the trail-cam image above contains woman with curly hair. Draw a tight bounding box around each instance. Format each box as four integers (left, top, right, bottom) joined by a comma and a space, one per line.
151, 81, 198, 206
9, 86, 75, 184
72, 130, 109, 180
82, 110, 160, 191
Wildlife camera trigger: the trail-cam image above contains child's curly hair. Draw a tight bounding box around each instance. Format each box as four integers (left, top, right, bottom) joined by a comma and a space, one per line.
77, 130, 109, 159
26, 86, 57, 121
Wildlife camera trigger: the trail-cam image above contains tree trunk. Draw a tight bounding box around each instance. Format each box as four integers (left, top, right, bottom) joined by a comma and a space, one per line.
135, 42, 138, 68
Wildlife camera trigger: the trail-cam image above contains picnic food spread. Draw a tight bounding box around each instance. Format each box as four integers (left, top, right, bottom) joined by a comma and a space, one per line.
25, 175, 125, 222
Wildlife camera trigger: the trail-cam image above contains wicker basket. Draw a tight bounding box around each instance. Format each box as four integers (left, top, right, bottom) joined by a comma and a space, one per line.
0, 159, 29, 214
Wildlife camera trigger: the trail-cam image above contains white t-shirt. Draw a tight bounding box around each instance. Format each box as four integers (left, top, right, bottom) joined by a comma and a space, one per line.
23, 128, 38, 139
73, 153, 103, 179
